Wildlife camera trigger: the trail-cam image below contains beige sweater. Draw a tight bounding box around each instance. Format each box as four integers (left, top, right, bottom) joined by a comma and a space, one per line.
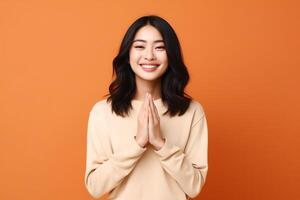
84, 98, 208, 200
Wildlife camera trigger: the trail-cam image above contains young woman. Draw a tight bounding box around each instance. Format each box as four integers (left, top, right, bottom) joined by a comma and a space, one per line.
84, 15, 208, 200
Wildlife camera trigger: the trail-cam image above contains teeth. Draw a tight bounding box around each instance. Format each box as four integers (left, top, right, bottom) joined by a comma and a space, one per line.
141, 64, 159, 68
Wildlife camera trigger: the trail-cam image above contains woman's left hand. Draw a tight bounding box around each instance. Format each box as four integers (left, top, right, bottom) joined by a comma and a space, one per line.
147, 94, 165, 150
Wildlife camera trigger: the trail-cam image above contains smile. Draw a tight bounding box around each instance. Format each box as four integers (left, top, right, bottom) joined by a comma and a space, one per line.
140, 64, 160, 72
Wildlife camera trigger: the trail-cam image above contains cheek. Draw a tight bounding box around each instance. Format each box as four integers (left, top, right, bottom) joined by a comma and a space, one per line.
157, 52, 168, 64
129, 50, 141, 63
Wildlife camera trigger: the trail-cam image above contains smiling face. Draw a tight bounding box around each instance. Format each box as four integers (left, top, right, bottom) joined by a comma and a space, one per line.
129, 25, 168, 82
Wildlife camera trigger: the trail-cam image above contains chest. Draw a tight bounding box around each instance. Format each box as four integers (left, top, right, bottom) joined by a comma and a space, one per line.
107, 113, 193, 154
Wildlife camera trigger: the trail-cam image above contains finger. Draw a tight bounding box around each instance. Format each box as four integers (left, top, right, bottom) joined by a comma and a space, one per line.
143, 93, 148, 109
149, 96, 155, 119
153, 99, 160, 120
151, 97, 160, 120
139, 94, 147, 118
148, 105, 153, 125
148, 97, 154, 123
148, 96, 155, 123
149, 96, 158, 122
146, 98, 150, 124
143, 94, 149, 120
143, 93, 149, 112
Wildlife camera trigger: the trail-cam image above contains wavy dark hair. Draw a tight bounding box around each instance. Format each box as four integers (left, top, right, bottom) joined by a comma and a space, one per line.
104, 15, 192, 117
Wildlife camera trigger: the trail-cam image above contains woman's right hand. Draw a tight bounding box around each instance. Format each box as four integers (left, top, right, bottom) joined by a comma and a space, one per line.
135, 93, 149, 148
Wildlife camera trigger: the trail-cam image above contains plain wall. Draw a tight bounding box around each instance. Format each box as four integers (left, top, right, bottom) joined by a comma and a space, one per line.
0, 0, 299, 199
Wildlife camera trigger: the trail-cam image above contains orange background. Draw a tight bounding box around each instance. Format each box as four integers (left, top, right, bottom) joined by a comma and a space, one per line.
1, 0, 299, 200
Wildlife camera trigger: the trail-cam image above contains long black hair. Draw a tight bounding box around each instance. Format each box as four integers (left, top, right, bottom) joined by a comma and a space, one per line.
104, 15, 192, 117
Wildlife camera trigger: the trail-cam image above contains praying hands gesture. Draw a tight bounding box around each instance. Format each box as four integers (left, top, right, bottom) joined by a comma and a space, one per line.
135, 93, 166, 150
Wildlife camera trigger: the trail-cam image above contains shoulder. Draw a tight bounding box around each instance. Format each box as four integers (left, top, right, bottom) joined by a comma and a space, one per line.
89, 98, 112, 117
189, 99, 205, 114
188, 99, 206, 122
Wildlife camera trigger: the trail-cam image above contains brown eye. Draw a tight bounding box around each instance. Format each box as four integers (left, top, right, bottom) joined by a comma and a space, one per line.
156, 46, 165, 50
135, 46, 144, 49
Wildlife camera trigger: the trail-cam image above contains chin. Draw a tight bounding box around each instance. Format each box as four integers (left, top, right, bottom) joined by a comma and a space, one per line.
136, 74, 161, 82
134, 71, 161, 81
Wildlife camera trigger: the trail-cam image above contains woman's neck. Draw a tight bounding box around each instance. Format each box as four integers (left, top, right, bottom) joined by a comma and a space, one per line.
133, 77, 161, 101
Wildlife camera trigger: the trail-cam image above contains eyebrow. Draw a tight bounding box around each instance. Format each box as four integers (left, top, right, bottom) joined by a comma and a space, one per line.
132, 39, 164, 43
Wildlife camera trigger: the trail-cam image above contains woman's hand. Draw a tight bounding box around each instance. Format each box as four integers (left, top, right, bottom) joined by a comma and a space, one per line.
135, 93, 149, 148
147, 94, 165, 150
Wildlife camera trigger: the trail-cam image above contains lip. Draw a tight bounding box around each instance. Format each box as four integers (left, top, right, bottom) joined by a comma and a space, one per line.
139, 64, 160, 72
139, 63, 160, 66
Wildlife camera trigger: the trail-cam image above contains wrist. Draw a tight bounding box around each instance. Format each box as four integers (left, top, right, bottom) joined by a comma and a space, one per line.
152, 138, 165, 151
134, 136, 147, 148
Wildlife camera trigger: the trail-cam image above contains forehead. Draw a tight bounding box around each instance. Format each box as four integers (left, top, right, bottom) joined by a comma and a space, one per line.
133, 25, 163, 42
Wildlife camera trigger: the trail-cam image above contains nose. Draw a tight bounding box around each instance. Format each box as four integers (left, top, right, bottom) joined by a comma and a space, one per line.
144, 48, 156, 61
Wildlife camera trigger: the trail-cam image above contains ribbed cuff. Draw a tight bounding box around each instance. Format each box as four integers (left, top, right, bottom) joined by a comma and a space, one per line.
153, 137, 181, 158
133, 136, 147, 151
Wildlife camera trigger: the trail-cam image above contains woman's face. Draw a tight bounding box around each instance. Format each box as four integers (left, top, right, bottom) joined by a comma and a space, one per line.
129, 25, 168, 82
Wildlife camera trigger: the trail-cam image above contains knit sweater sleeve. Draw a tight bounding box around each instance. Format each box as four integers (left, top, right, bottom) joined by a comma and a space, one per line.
153, 111, 208, 198
84, 106, 147, 199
